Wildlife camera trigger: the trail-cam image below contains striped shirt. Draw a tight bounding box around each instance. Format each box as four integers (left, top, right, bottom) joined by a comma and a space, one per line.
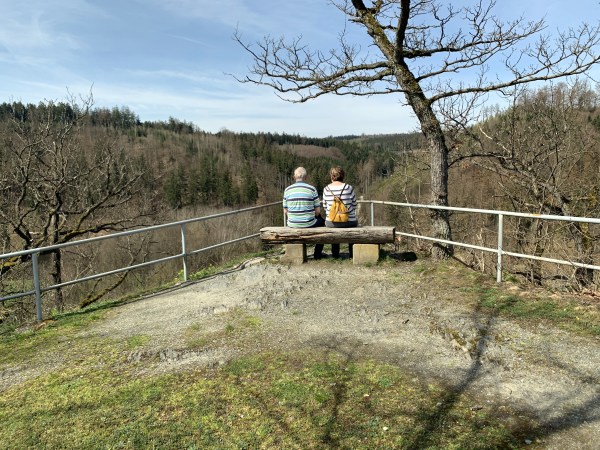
283, 182, 320, 227
322, 183, 357, 222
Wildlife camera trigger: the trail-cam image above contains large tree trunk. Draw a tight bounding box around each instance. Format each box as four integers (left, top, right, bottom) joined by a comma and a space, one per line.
427, 128, 453, 259
400, 76, 453, 259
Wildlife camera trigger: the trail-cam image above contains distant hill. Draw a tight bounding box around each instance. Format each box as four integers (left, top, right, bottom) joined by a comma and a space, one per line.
334, 132, 425, 150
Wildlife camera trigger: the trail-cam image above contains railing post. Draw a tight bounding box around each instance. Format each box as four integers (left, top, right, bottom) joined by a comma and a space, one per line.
180, 224, 188, 282
32, 252, 43, 322
497, 213, 503, 283
370, 201, 375, 226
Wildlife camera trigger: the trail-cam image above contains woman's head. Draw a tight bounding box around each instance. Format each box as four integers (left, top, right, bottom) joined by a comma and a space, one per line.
329, 166, 345, 182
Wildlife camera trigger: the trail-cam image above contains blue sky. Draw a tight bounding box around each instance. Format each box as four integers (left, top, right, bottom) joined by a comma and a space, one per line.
0, 0, 598, 137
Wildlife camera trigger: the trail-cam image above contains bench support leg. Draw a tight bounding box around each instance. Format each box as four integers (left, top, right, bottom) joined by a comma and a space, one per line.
281, 244, 306, 264
352, 244, 380, 265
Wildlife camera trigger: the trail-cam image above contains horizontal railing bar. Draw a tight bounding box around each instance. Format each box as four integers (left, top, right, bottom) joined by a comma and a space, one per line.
502, 251, 600, 271
3, 233, 263, 300
361, 200, 600, 225
0, 289, 36, 303
188, 233, 260, 256
397, 232, 494, 253
400, 232, 600, 271
0, 202, 280, 261
45, 254, 184, 291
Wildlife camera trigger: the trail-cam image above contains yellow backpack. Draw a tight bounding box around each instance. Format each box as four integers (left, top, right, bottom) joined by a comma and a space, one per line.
326, 184, 349, 223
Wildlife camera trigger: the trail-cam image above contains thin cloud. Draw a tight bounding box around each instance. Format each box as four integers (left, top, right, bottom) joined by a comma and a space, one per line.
0, 0, 104, 53
143, 0, 265, 29
122, 69, 237, 92
167, 34, 212, 47
143, 0, 330, 35
0, 13, 79, 52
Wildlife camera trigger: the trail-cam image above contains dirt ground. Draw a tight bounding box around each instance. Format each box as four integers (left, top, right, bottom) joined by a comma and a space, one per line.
81, 248, 600, 449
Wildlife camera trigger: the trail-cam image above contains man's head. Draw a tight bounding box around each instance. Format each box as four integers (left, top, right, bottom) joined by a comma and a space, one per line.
293, 167, 307, 181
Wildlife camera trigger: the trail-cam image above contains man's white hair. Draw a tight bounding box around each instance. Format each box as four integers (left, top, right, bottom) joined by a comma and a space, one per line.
294, 167, 307, 181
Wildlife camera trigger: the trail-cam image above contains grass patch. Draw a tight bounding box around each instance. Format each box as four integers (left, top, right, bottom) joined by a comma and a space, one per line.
0, 304, 111, 366
0, 349, 527, 449
461, 285, 600, 336
183, 310, 263, 349
412, 262, 430, 274
126, 334, 151, 349
408, 258, 600, 337
222, 309, 262, 337
184, 323, 211, 348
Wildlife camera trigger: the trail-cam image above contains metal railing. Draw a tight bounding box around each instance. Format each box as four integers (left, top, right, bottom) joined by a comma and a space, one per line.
361, 200, 600, 283
3, 199, 599, 322
0, 202, 280, 321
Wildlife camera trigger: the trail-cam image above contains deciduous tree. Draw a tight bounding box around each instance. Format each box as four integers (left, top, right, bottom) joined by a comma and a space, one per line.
461, 82, 600, 287
234, 0, 600, 258
0, 94, 152, 309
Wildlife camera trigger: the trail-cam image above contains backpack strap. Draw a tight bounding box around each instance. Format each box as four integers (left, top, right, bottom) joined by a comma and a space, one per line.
327, 185, 346, 204
327, 184, 346, 197
325, 186, 334, 205
326, 185, 344, 213
339, 184, 354, 213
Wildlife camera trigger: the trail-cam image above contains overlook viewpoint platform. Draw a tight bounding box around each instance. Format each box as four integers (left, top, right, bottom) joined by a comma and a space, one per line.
2, 253, 599, 448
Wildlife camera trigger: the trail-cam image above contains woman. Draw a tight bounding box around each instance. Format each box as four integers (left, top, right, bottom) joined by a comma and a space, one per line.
322, 166, 358, 258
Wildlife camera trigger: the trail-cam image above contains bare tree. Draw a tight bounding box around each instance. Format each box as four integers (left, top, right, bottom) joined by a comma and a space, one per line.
0, 94, 153, 310
234, 0, 600, 259
460, 81, 600, 287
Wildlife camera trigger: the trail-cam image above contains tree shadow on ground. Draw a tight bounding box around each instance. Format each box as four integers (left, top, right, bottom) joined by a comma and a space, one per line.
304, 300, 599, 448
304, 329, 524, 449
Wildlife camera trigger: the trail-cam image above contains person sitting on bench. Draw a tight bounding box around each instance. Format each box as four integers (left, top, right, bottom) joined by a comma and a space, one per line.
322, 166, 358, 258
283, 167, 326, 259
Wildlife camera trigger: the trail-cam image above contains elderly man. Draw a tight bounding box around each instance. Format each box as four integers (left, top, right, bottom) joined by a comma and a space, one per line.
283, 166, 325, 259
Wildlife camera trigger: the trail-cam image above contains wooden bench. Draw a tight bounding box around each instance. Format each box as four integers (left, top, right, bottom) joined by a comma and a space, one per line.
259, 226, 396, 265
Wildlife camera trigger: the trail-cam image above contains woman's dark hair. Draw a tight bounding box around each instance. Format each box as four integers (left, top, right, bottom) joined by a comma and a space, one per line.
330, 166, 345, 182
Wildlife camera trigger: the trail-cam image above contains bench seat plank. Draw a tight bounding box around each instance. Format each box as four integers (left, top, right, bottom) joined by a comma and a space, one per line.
260, 226, 395, 244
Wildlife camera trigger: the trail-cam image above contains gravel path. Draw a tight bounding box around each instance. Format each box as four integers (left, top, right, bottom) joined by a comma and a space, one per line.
5, 253, 599, 448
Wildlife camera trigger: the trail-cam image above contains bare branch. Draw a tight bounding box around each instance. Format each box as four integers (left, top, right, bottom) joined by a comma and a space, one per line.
234, 1, 599, 110
0, 94, 151, 277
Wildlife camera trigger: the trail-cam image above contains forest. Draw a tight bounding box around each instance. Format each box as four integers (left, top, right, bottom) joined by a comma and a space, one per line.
1, 81, 600, 325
